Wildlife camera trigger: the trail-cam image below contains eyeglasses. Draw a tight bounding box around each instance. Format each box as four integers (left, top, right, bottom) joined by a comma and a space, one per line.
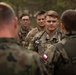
47, 20, 57, 23
21, 19, 29, 21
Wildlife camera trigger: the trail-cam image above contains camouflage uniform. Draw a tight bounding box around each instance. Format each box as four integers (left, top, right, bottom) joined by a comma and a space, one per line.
43, 33, 76, 75
18, 26, 31, 47
28, 29, 62, 55
0, 38, 49, 75
25, 27, 43, 47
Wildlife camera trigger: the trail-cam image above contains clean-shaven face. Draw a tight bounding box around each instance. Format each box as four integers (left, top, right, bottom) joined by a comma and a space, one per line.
21, 16, 30, 28
45, 16, 59, 32
36, 15, 45, 27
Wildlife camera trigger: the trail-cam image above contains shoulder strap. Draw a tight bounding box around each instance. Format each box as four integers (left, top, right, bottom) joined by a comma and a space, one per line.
38, 31, 46, 40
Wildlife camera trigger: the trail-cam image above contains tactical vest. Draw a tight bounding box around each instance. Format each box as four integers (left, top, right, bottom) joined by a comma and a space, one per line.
54, 38, 76, 75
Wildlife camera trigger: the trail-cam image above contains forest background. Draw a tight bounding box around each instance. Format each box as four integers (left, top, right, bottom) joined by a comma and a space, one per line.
0, 0, 76, 27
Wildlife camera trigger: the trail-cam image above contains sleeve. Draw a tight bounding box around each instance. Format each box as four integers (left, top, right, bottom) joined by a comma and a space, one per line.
28, 36, 37, 51
24, 33, 31, 47
27, 30, 38, 50
42, 45, 60, 75
24, 28, 38, 48
30, 52, 50, 75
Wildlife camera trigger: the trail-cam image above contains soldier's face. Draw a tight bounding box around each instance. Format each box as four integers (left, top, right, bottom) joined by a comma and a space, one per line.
45, 16, 59, 32
20, 16, 30, 28
36, 15, 45, 27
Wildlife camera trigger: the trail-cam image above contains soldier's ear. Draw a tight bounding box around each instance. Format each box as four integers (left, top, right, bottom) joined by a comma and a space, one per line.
13, 17, 18, 29
60, 23, 65, 33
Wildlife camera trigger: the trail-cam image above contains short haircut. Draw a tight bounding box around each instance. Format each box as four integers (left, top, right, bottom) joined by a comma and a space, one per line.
61, 9, 76, 31
45, 10, 59, 18
0, 2, 15, 23
19, 13, 29, 19
35, 10, 46, 18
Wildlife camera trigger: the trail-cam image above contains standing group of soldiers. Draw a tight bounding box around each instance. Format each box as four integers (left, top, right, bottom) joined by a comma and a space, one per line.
18, 10, 62, 56
0, 1, 76, 75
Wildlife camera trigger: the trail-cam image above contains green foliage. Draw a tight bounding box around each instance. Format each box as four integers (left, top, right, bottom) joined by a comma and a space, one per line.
0, 0, 76, 27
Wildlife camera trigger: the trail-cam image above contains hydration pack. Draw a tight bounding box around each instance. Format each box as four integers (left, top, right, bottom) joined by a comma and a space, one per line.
54, 39, 76, 75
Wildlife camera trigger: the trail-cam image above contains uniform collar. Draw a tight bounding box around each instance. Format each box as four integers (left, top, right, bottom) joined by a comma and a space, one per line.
62, 32, 76, 40
0, 38, 18, 44
45, 29, 59, 40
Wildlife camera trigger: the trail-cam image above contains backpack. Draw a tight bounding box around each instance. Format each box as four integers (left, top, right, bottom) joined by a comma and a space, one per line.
54, 39, 76, 75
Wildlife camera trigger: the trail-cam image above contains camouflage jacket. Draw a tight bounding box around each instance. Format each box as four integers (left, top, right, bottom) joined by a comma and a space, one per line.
28, 29, 62, 55
24, 27, 43, 47
0, 38, 49, 75
43, 34, 76, 75
18, 26, 31, 47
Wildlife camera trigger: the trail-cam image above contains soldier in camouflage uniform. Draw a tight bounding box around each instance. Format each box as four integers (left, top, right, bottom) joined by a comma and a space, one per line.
18, 13, 32, 47
0, 2, 49, 75
28, 10, 62, 55
42, 9, 76, 75
24, 10, 46, 47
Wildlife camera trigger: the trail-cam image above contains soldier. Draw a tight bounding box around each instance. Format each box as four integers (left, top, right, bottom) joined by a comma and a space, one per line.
18, 13, 32, 47
0, 2, 49, 75
24, 10, 46, 47
42, 9, 76, 75
28, 10, 62, 55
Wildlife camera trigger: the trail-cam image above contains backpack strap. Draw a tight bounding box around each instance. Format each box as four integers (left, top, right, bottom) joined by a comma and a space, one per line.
38, 30, 46, 39
34, 30, 46, 44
